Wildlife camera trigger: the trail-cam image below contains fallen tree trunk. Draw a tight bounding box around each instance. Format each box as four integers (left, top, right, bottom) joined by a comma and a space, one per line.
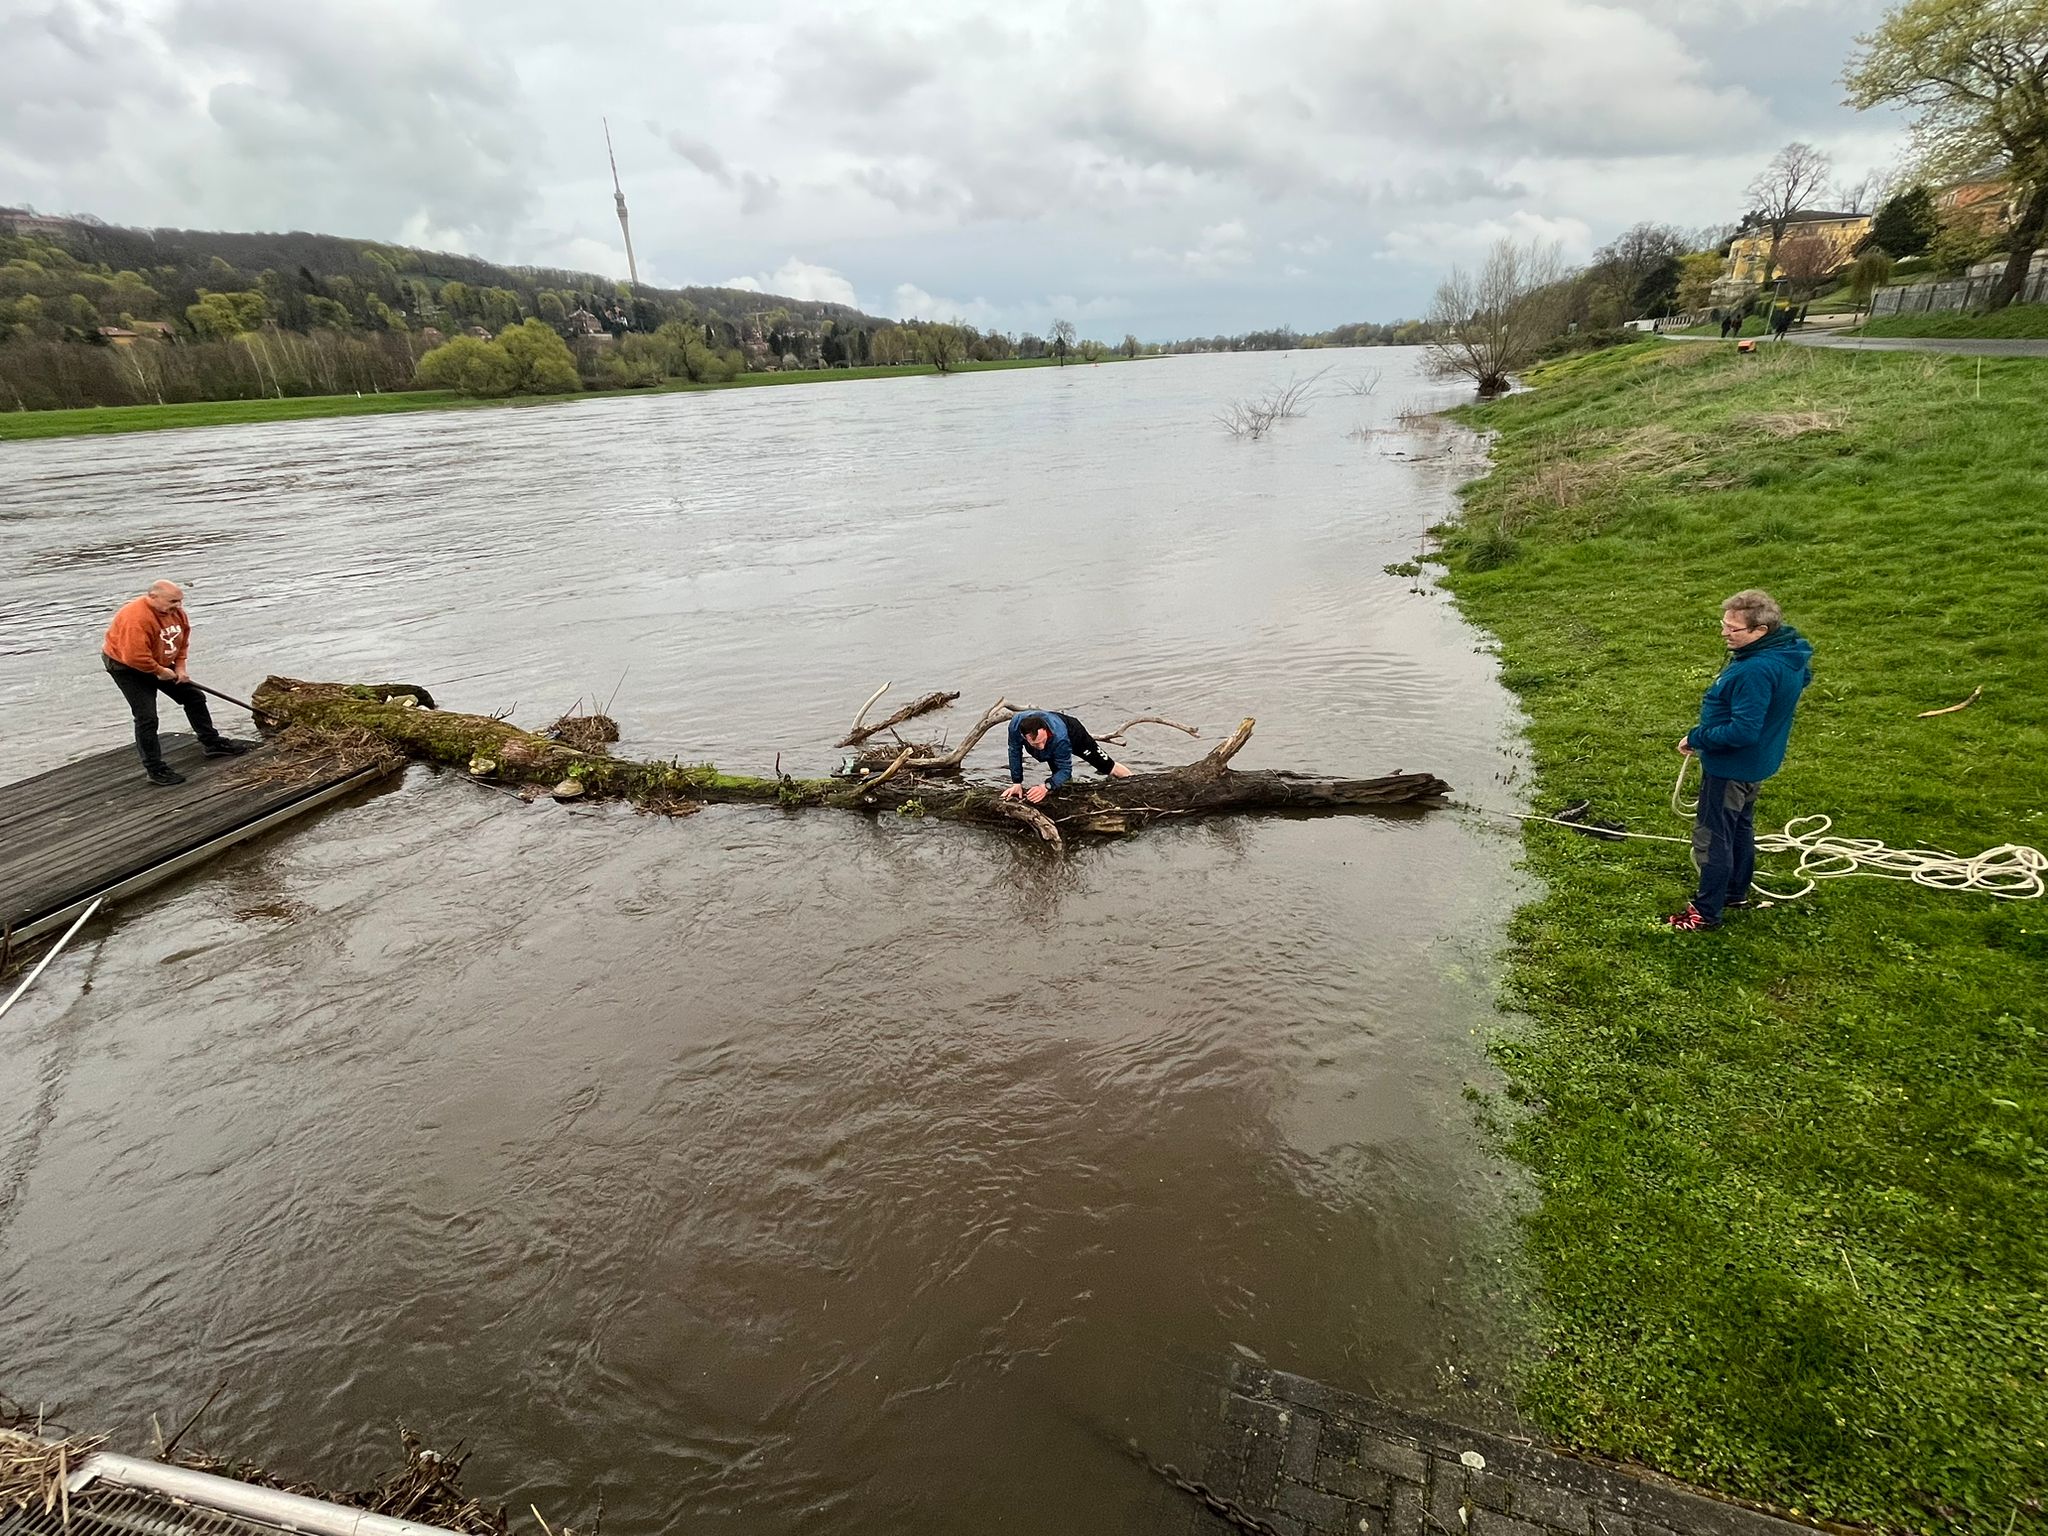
252, 678, 1451, 847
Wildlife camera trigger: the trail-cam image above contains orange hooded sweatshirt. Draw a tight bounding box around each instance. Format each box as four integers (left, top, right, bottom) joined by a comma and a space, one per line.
103, 596, 191, 675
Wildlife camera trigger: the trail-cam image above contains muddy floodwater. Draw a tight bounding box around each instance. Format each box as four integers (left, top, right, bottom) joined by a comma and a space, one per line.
1, 350, 1526, 1532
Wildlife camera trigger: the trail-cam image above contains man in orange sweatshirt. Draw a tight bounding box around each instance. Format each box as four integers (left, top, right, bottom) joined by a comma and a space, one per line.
102, 580, 251, 785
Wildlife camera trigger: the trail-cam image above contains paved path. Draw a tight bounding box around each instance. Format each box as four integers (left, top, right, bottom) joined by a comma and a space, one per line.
1658, 332, 2048, 357
1789, 333, 2048, 356
1156, 1363, 1826, 1536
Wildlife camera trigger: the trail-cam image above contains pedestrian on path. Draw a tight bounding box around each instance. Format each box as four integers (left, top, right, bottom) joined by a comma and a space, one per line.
1665, 590, 1813, 932
102, 579, 252, 785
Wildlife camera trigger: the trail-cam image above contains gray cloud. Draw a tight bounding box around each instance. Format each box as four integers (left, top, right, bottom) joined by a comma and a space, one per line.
0, 0, 1902, 335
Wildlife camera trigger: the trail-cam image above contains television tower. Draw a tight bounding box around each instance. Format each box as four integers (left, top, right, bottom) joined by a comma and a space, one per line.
605, 117, 639, 287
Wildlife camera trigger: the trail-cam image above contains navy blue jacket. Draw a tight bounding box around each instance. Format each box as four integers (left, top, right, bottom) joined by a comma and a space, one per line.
1008, 712, 1073, 787
1691, 625, 1813, 782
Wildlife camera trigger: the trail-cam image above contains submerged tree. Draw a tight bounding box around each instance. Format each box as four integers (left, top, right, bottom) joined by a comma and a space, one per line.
1424, 238, 1570, 396
1845, 0, 2048, 309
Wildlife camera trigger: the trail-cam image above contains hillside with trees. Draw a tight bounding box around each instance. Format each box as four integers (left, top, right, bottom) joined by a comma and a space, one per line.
0, 211, 1102, 411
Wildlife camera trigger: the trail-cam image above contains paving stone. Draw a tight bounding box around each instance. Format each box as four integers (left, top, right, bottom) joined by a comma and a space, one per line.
1202, 1443, 1245, 1502
1425, 1460, 1472, 1534
1226, 1391, 1293, 1438
1470, 1513, 1548, 1536
1463, 1468, 1519, 1514
1349, 1504, 1388, 1536
1244, 1429, 1288, 1505
1314, 1453, 1393, 1506
1275, 1477, 1354, 1532
1511, 1480, 1592, 1532
1284, 1414, 1324, 1484
1385, 1479, 1429, 1536
1353, 1429, 1432, 1486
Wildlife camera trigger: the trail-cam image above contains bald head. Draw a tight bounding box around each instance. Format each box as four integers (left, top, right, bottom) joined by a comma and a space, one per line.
145, 580, 183, 614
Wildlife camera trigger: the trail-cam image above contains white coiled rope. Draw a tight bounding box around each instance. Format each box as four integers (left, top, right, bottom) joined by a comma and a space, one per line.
1479, 758, 2044, 904
1669, 756, 2045, 903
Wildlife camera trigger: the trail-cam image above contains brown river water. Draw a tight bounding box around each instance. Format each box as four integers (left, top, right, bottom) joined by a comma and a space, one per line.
1, 349, 1527, 1532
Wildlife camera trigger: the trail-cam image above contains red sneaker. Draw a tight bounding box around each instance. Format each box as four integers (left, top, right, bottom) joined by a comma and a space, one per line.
1661, 903, 1721, 932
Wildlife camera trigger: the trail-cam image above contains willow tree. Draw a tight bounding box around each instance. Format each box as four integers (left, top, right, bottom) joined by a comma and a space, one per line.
1424, 238, 1569, 397
1845, 0, 2048, 309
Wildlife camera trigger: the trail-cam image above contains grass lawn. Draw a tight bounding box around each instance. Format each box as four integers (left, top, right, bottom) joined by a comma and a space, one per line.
1858, 303, 2048, 340
0, 354, 1133, 442
1440, 341, 2048, 1532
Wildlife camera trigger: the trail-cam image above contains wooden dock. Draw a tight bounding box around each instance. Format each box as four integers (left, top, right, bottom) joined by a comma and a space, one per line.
1, 734, 392, 945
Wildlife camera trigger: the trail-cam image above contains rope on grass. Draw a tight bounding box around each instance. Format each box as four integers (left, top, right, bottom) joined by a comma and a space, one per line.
1669, 755, 2044, 902
1470, 760, 2044, 904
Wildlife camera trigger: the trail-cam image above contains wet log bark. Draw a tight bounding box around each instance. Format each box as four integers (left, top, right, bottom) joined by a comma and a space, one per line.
253, 678, 1451, 848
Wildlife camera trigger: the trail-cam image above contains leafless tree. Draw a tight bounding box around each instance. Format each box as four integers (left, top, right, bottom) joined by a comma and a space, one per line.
1051, 318, 1077, 365
1774, 233, 1840, 298
1424, 239, 1571, 397
1216, 368, 1330, 439
1745, 141, 1835, 286
1338, 367, 1382, 396
1835, 165, 1896, 215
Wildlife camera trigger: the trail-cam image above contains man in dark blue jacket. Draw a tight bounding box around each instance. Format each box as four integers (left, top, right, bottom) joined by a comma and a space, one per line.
1666, 589, 1814, 931
1001, 711, 1135, 805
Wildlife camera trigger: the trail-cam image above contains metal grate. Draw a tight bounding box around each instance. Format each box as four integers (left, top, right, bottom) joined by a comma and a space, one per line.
1, 1486, 305, 1536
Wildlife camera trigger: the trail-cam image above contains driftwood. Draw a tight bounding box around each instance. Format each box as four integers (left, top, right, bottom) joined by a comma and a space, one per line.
252, 678, 1450, 847
837, 684, 962, 746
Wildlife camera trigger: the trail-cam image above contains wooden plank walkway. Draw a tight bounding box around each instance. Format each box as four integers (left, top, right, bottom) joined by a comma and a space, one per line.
1, 734, 390, 944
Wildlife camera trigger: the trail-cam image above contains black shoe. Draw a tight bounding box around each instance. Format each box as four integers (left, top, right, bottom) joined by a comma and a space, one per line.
146, 763, 187, 786
201, 737, 254, 756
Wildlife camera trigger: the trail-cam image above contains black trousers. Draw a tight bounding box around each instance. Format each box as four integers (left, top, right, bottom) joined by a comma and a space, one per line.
104, 655, 220, 768
1690, 773, 1761, 922
1056, 714, 1118, 774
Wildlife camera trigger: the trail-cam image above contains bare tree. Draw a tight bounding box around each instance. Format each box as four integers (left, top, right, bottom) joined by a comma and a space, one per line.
1774, 233, 1840, 298
1745, 142, 1835, 286
1424, 239, 1570, 397
1051, 318, 1077, 365
1835, 165, 1897, 215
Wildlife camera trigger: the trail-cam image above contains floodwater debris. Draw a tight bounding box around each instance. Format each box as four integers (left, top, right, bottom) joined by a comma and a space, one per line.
250, 675, 1452, 845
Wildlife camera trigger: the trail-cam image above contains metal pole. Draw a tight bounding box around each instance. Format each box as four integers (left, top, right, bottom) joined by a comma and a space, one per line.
72, 1451, 460, 1536
0, 897, 101, 1022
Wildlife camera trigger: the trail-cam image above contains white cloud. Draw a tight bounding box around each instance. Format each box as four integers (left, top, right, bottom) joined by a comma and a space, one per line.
721, 258, 860, 307
1133, 218, 1255, 277
1375, 210, 1596, 266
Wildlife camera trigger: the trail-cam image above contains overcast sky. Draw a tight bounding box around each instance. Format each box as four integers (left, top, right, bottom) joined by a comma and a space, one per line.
4, 0, 1908, 338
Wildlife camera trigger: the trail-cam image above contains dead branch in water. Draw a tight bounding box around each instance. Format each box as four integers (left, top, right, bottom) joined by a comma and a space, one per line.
1098, 716, 1201, 744
254, 678, 1451, 847
837, 686, 962, 746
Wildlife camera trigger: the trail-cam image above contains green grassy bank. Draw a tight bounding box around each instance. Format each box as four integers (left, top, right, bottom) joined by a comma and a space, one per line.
1441, 342, 2048, 1531
0, 355, 1128, 442
1857, 302, 2048, 340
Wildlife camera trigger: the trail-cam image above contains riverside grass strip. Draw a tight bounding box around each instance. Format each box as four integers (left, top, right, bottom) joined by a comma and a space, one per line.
1439, 341, 2048, 1534
0, 355, 1134, 442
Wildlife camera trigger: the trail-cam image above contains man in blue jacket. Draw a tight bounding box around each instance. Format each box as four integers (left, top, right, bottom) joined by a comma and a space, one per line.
1001, 711, 1135, 805
1666, 588, 1814, 931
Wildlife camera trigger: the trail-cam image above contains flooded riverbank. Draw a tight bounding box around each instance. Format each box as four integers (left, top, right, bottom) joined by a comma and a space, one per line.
0, 348, 1528, 1532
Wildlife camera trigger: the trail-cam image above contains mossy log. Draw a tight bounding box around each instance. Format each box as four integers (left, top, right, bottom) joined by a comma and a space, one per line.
253, 677, 1451, 847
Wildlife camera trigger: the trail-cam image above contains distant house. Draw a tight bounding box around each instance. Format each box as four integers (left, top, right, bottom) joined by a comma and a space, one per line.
127, 319, 175, 341
1717, 210, 1873, 297
418, 326, 445, 346
1935, 172, 2018, 234
465, 325, 493, 340
563, 307, 608, 337
95, 326, 138, 347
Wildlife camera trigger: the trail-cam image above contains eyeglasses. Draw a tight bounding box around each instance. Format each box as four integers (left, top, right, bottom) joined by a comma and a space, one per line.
1720, 621, 1759, 635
